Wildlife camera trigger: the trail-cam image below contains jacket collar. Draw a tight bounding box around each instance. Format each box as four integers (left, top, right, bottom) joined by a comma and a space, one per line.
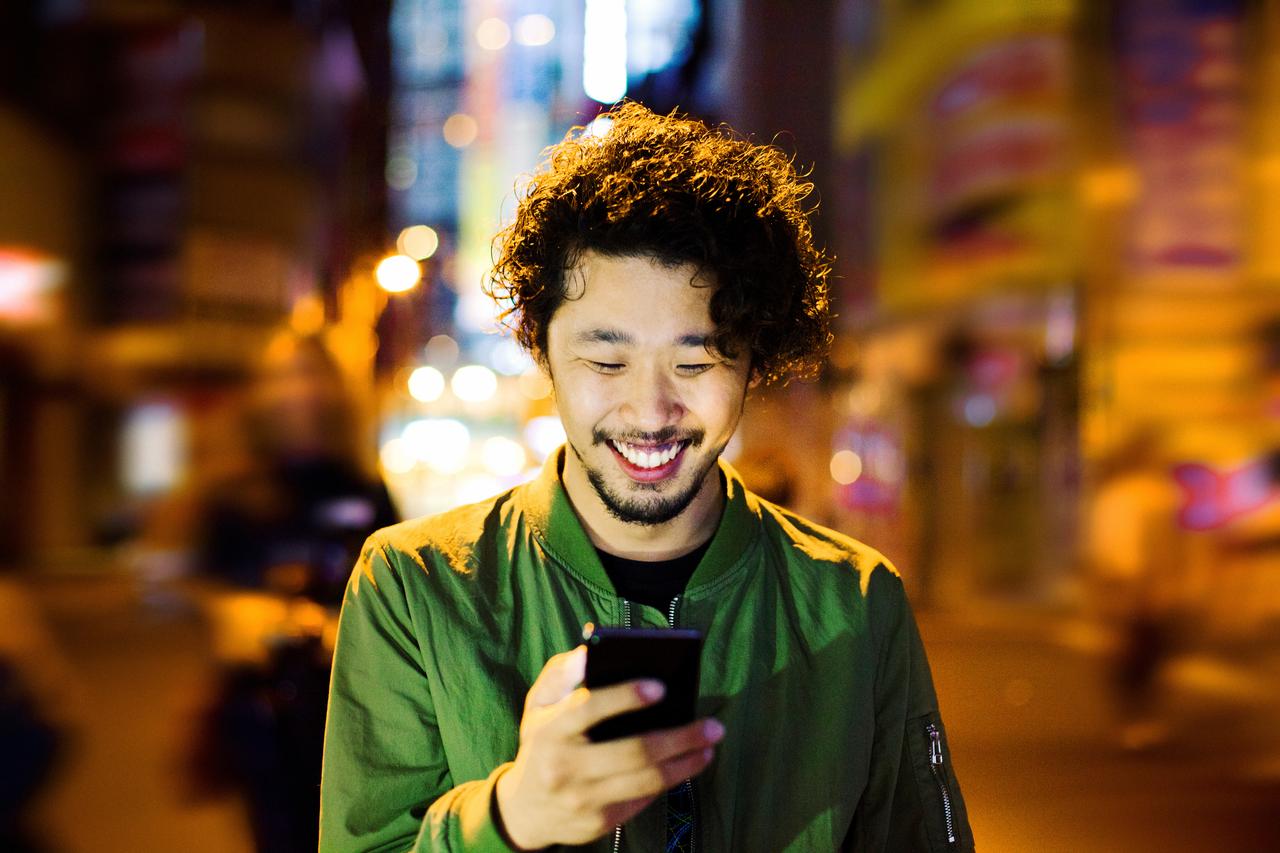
523, 445, 760, 595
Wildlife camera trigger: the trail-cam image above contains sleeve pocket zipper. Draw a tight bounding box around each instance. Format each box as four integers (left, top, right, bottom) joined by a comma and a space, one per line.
926, 722, 958, 845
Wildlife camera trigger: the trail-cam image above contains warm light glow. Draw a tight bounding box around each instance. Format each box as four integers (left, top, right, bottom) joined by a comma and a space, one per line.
476, 17, 511, 51
443, 113, 479, 148
583, 0, 627, 104
375, 254, 421, 293
408, 366, 446, 402
482, 436, 528, 477
402, 418, 470, 474
379, 437, 417, 474
457, 473, 503, 504
524, 416, 567, 460
514, 13, 556, 46
122, 402, 187, 496
289, 293, 325, 335
830, 450, 863, 486
451, 364, 499, 402
517, 366, 553, 400
0, 248, 65, 324
397, 225, 440, 260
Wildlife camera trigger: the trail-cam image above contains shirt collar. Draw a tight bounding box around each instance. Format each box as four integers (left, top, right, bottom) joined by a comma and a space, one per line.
522, 445, 760, 595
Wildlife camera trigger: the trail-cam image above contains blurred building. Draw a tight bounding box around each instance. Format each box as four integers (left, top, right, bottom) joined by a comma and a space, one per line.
0, 1, 392, 568
830, 0, 1280, 614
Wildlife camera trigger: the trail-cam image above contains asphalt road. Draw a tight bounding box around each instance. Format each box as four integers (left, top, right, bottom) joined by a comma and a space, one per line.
921, 611, 1280, 853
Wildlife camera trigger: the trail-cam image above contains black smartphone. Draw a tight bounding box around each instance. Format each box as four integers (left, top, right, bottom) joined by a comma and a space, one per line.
582, 623, 704, 742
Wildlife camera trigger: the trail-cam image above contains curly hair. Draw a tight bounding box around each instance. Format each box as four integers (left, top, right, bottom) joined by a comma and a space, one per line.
487, 102, 832, 385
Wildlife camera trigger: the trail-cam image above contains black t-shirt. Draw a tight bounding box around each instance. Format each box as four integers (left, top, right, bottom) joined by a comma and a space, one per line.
596, 540, 711, 612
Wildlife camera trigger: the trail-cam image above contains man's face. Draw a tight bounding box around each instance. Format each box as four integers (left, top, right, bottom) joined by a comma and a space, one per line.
545, 251, 752, 527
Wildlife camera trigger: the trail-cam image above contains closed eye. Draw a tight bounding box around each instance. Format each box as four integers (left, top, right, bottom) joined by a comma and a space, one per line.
589, 361, 624, 374
676, 363, 715, 375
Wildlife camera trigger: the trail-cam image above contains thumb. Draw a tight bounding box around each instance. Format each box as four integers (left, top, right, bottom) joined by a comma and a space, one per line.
526, 645, 586, 710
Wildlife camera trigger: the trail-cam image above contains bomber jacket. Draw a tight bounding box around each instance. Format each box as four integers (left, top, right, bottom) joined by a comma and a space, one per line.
319, 448, 973, 852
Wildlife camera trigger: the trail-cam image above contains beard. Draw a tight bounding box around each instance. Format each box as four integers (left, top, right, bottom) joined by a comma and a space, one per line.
570, 426, 717, 527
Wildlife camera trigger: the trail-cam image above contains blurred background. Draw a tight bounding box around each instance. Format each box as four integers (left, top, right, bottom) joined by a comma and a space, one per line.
1, 0, 1278, 850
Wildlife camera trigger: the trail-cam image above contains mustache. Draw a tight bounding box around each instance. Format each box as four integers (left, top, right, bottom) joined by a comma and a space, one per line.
592, 426, 703, 447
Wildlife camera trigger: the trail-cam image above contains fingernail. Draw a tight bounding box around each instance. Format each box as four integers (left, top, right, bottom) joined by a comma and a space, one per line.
639, 680, 665, 701
704, 719, 725, 741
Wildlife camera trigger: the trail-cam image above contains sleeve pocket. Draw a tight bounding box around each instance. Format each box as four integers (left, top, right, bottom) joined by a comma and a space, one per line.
904, 711, 970, 850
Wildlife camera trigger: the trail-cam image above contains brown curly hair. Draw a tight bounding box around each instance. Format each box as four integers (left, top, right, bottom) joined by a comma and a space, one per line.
486, 102, 832, 385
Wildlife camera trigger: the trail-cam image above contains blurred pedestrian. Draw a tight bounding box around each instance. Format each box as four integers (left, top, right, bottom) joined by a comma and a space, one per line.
1086, 425, 1188, 750
188, 329, 397, 853
0, 574, 79, 852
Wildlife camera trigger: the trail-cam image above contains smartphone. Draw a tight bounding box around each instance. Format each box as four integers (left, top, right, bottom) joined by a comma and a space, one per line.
582, 623, 704, 742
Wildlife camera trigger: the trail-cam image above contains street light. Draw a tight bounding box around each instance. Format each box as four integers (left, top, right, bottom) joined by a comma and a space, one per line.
375, 254, 421, 293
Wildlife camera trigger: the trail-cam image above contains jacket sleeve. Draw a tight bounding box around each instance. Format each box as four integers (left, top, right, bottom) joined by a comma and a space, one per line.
319, 536, 516, 853
846, 566, 974, 852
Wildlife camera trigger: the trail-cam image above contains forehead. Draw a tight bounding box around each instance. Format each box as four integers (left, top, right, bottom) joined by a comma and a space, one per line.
551, 251, 715, 339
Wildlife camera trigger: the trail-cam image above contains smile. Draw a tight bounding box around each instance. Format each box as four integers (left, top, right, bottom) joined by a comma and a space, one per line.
604, 438, 686, 479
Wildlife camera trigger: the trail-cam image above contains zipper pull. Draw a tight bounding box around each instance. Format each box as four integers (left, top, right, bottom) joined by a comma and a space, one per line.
928, 723, 944, 766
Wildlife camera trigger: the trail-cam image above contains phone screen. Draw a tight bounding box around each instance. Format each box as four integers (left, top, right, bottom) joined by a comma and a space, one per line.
582, 624, 703, 742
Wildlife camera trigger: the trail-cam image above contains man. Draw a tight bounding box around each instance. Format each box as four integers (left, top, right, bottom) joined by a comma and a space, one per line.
320, 103, 973, 852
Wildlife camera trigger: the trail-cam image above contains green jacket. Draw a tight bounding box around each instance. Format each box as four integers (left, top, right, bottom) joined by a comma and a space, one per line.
320, 449, 973, 852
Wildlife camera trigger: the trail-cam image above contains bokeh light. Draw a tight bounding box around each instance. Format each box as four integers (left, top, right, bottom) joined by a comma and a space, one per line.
451, 364, 498, 402
396, 225, 439, 261
375, 254, 421, 293
407, 366, 445, 402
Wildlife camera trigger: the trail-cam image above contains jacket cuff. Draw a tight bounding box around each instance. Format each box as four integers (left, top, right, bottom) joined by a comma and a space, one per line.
460, 762, 519, 852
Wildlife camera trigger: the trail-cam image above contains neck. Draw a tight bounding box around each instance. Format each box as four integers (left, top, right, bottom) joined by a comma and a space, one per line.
560, 453, 723, 561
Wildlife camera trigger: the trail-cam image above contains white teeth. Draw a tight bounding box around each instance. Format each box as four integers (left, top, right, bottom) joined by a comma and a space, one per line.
610, 440, 683, 469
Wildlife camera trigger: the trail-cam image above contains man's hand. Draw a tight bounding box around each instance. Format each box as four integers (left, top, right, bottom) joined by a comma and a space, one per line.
494, 646, 723, 850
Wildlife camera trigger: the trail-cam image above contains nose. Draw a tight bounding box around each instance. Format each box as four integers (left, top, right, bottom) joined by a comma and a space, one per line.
619, 364, 685, 431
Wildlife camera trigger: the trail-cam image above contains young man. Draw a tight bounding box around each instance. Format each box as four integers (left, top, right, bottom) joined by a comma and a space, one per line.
319, 103, 973, 852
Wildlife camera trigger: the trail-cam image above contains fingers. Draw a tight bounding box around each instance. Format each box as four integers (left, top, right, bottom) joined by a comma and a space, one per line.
526, 646, 587, 709
579, 718, 725, 781
590, 743, 717, 806
552, 678, 666, 737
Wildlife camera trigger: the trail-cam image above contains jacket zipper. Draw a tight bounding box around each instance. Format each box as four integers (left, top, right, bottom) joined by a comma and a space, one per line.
612, 600, 632, 853
667, 595, 696, 853
926, 722, 958, 844
611, 597, 696, 853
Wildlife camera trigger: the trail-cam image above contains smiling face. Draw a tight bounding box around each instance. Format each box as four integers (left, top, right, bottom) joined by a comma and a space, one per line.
545, 251, 752, 535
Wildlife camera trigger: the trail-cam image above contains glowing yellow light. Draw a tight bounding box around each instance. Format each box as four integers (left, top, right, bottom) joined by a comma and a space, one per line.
408, 366, 446, 402
482, 436, 528, 477
443, 113, 479, 148
514, 13, 555, 46
402, 418, 470, 474
451, 364, 498, 402
517, 366, 553, 400
476, 17, 511, 51
375, 254, 421, 293
457, 473, 502, 504
830, 450, 863, 485
289, 293, 325, 335
380, 437, 416, 474
397, 225, 440, 260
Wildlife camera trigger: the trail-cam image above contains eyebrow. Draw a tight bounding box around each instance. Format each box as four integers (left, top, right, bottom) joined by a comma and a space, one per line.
573, 329, 710, 348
